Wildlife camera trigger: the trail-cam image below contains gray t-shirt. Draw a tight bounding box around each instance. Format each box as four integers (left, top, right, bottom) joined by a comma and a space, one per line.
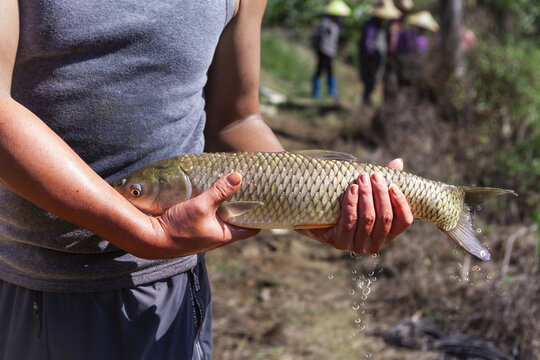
0, 0, 234, 292
318, 16, 341, 57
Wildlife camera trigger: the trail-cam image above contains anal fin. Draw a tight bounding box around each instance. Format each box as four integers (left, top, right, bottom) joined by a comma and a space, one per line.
441, 208, 491, 261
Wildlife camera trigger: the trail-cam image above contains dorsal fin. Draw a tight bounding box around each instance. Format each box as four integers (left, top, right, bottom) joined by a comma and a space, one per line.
291, 150, 357, 162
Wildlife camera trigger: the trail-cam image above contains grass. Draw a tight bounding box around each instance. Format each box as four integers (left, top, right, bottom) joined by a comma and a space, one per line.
260, 29, 361, 105
260, 30, 314, 98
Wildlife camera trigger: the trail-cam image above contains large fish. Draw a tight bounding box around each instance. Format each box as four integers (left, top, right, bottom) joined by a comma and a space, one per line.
111, 150, 516, 261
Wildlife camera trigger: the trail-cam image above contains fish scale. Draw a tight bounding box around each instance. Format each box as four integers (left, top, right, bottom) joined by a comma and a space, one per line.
179, 152, 462, 228
112, 150, 517, 261
181, 152, 350, 228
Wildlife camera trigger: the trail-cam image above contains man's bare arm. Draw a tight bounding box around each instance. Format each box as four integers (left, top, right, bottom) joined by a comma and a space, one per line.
0, 0, 255, 259
205, 0, 284, 152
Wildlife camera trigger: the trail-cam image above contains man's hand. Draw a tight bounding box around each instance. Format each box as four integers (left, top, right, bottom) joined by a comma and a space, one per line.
301, 158, 414, 254
150, 172, 259, 258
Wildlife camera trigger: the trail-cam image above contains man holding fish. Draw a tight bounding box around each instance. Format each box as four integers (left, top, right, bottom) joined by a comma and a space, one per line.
0, 0, 412, 359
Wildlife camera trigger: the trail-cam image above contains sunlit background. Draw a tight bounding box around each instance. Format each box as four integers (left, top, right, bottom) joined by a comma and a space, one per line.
208, 1, 540, 359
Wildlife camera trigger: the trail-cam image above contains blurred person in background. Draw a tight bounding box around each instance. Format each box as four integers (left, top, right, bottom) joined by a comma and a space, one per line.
358, 0, 402, 105
311, 0, 351, 99
394, 10, 439, 86
460, 26, 477, 52
384, 0, 415, 100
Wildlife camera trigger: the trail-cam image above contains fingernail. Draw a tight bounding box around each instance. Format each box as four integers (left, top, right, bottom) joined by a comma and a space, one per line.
359, 173, 369, 185
226, 172, 242, 186
350, 184, 358, 196
371, 172, 385, 184
389, 184, 402, 197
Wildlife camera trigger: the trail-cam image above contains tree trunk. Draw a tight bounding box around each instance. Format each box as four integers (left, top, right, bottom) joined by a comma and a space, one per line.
439, 0, 463, 78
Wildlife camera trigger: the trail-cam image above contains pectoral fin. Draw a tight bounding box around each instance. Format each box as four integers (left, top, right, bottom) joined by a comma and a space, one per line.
217, 201, 264, 221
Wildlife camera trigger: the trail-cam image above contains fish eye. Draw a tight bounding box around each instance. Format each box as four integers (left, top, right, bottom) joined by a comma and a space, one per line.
130, 184, 142, 198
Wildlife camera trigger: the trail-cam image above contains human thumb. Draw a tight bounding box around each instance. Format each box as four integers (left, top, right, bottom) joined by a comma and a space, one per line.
205, 172, 242, 210
386, 158, 404, 171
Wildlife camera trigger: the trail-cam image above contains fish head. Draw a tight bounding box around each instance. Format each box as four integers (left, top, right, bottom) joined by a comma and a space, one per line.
111, 163, 192, 215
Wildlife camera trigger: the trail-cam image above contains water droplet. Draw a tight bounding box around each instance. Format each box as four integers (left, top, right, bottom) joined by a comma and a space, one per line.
349, 289, 355, 296
352, 270, 357, 274
371, 254, 379, 258
362, 288, 371, 296
361, 295, 368, 300
476, 228, 482, 233
371, 277, 377, 282
472, 265, 481, 271
365, 352, 372, 358
356, 279, 371, 289
487, 274, 493, 280
368, 271, 375, 276
328, 275, 334, 280
352, 304, 360, 310
350, 251, 357, 258
355, 318, 362, 324
361, 309, 366, 314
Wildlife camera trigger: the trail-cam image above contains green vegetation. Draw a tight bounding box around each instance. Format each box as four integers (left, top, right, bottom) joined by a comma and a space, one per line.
442, 39, 540, 216
260, 31, 314, 98
479, 0, 540, 40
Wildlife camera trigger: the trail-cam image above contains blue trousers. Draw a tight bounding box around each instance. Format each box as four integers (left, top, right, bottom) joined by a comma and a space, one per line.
0, 258, 212, 360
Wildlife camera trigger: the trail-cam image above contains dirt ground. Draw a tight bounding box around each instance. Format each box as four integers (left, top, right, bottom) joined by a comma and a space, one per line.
207, 94, 539, 359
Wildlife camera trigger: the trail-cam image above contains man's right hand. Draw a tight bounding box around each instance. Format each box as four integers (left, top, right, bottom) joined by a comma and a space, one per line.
149, 172, 260, 258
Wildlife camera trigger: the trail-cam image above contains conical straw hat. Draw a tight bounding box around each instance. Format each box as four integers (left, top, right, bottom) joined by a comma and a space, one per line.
406, 10, 439, 32
325, 0, 352, 17
370, 0, 402, 19
396, 0, 414, 12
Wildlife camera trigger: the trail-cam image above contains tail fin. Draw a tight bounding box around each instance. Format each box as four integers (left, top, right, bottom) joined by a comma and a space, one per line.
461, 187, 517, 206
442, 187, 517, 261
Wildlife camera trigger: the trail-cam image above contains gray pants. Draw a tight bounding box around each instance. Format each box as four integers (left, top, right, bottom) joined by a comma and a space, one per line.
0, 259, 212, 360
